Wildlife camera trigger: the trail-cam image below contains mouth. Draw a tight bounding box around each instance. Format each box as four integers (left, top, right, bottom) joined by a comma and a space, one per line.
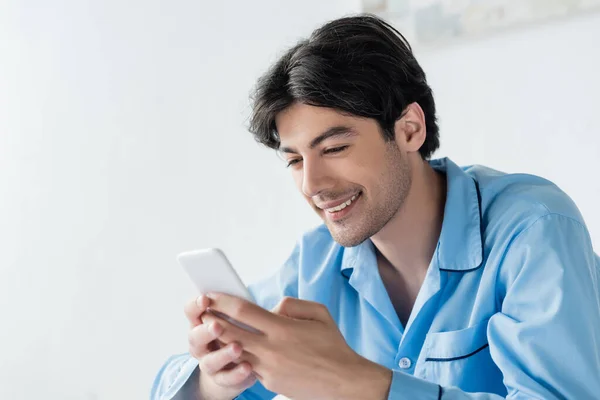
318, 191, 362, 222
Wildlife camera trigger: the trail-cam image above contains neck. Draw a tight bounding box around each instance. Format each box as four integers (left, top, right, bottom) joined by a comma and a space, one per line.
371, 157, 446, 280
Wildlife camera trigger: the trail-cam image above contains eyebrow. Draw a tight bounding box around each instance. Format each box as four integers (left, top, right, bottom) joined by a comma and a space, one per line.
279, 126, 358, 154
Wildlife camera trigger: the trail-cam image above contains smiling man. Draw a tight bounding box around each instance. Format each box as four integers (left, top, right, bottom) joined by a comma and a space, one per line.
151, 14, 600, 400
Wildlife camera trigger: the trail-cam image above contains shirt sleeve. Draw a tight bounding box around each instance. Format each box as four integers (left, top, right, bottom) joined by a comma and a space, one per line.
150, 354, 199, 400
387, 213, 600, 399
150, 246, 300, 400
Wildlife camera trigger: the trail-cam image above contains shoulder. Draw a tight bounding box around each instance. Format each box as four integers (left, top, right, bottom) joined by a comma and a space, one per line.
464, 165, 597, 290
459, 166, 599, 310
465, 164, 587, 235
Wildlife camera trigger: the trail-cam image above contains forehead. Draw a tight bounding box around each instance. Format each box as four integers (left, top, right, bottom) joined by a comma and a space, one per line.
275, 103, 370, 145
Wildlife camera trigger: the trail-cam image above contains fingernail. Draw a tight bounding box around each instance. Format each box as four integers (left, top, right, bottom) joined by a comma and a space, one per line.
196, 295, 206, 307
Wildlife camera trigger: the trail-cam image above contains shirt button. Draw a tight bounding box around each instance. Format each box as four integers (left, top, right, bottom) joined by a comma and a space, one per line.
398, 357, 412, 369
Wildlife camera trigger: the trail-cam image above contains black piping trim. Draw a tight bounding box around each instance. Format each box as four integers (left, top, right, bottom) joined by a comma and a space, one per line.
439, 265, 481, 273
439, 179, 485, 273
425, 343, 489, 362
438, 385, 443, 400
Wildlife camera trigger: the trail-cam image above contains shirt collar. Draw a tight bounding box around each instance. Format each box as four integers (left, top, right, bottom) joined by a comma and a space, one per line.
431, 157, 483, 272
341, 157, 483, 274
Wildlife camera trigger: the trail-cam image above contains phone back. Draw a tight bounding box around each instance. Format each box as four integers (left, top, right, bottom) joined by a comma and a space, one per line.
177, 248, 254, 303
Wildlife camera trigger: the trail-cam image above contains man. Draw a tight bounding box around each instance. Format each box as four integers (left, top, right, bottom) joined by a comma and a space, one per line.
151, 14, 600, 400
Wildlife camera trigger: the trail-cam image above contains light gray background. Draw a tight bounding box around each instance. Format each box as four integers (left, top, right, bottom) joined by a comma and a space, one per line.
1, 1, 599, 398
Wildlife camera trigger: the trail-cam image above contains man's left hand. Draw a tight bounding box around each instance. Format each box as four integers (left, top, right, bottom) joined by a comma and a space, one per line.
201, 293, 392, 400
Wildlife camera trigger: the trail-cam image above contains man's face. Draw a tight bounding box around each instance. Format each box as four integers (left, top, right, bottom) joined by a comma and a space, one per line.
275, 103, 412, 247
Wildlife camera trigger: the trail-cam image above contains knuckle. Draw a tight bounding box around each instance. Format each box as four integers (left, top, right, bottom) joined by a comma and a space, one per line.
188, 325, 209, 348
198, 357, 214, 375
189, 344, 204, 360
231, 302, 248, 319
316, 302, 329, 316
271, 296, 295, 316
279, 296, 293, 309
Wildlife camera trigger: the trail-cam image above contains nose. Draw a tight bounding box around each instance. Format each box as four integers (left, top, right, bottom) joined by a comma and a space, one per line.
301, 157, 334, 198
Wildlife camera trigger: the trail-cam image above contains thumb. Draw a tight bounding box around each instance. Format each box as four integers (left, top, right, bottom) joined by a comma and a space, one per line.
272, 297, 330, 321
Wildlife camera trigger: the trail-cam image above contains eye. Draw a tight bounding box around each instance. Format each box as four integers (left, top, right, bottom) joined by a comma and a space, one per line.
323, 145, 349, 155
286, 158, 302, 168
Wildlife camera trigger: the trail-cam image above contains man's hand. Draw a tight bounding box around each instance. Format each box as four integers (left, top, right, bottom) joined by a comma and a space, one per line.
201, 294, 392, 400
185, 295, 257, 400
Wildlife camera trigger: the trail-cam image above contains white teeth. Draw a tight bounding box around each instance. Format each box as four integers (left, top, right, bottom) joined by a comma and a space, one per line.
326, 193, 359, 213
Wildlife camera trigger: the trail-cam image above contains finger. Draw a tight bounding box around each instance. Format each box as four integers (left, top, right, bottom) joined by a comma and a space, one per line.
237, 351, 263, 380
272, 297, 330, 321
199, 314, 226, 351
184, 294, 211, 327
206, 292, 278, 331
211, 361, 256, 388
199, 342, 243, 375
202, 312, 262, 352
188, 321, 223, 359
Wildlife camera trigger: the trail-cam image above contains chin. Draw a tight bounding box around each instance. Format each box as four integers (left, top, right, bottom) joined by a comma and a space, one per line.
328, 226, 370, 248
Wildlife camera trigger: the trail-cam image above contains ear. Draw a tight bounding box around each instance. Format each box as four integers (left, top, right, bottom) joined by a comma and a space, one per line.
393, 102, 426, 154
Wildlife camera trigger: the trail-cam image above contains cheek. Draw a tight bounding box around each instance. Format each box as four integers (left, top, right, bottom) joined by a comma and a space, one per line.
362, 150, 394, 180
339, 159, 376, 187
292, 170, 303, 191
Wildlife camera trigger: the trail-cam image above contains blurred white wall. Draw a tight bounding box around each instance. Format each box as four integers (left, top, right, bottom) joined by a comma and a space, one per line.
417, 11, 600, 249
0, 1, 598, 399
0, 1, 357, 399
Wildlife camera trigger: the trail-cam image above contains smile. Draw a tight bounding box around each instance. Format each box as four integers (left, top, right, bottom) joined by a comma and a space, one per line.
323, 192, 361, 213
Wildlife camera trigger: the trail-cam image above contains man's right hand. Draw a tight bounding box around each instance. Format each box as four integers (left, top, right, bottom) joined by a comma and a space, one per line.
185, 295, 257, 400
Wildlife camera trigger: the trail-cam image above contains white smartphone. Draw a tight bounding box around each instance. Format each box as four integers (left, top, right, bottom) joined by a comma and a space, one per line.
177, 248, 259, 332
177, 248, 254, 302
